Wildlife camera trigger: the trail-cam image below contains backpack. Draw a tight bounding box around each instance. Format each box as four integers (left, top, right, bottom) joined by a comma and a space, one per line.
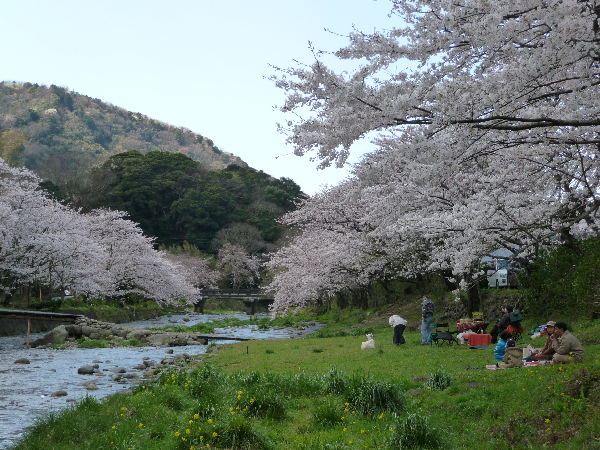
509, 311, 523, 326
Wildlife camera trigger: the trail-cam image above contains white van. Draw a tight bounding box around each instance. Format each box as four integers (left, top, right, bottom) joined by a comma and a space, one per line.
486, 258, 519, 288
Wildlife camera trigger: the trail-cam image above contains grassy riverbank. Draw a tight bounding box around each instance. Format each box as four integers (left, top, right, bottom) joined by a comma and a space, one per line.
10, 306, 600, 450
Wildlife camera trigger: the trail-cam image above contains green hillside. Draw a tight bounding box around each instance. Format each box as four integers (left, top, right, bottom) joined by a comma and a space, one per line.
0, 81, 244, 178
0, 81, 306, 256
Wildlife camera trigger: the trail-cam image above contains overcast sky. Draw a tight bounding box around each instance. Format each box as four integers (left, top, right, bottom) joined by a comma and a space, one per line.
1, 0, 396, 195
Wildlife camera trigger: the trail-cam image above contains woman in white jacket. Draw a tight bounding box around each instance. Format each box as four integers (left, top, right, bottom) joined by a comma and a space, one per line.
389, 315, 408, 345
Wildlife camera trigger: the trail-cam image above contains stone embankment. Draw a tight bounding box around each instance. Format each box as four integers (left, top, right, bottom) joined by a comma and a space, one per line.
29, 316, 209, 348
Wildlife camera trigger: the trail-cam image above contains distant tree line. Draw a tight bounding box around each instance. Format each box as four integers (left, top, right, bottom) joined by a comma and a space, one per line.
41, 150, 306, 255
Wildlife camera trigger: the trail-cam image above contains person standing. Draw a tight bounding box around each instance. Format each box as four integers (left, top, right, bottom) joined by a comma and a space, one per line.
421, 295, 435, 345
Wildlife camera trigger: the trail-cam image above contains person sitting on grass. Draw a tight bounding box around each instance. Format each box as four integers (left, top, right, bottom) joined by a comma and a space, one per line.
494, 330, 511, 366
499, 339, 524, 369
526, 321, 557, 362
551, 322, 585, 364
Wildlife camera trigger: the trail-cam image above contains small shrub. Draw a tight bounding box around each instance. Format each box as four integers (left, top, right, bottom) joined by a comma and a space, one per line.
323, 367, 347, 396
312, 398, 343, 428
424, 369, 452, 391
389, 413, 443, 450
211, 414, 274, 449
564, 368, 600, 399
312, 348, 324, 353
265, 348, 275, 354
346, 377, 405, 417
124, 338, 143, 347
237, 389, 287, 421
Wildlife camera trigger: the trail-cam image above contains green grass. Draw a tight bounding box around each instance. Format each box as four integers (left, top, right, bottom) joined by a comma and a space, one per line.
152, 312, 315, 334
11, 315, 600, 449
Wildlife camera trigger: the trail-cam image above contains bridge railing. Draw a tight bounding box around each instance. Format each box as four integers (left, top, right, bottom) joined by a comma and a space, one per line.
195, 289, 274, 315
198, 289, 272, 299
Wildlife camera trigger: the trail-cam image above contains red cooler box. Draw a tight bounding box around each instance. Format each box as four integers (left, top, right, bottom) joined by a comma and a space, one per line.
465, 334, 492, 346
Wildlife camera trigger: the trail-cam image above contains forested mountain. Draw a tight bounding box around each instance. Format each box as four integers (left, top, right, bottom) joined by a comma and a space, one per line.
0, 81, 306, 256
56, 150, 305, 253
0, 81, 244, 179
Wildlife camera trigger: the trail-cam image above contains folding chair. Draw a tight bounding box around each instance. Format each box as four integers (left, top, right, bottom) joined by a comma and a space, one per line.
430, 323, 458, 346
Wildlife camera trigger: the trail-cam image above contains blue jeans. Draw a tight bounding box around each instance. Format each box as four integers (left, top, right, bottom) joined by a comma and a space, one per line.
421, 316, 434, 344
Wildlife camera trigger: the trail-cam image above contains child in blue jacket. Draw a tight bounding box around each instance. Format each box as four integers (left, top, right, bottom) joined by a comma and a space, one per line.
494, 330, 512, 364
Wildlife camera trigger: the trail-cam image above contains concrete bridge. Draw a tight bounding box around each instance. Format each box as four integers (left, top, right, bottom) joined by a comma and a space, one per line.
0, 308, 83, 348
195, 289, 274, 315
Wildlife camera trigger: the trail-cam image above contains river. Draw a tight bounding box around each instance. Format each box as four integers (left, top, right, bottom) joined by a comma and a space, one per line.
0, 312, 323, 449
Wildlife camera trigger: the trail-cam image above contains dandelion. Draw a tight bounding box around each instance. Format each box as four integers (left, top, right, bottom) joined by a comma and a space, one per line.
379, 413, 384, 419
352, 411, 356, 414
389, 428, 394, 432
112, 426, 116, 430
194, 413, 200, 420
545, 419, 551, 423
138, 423, 143, 429
208, 419, 213, 424
361, 429, 365, 434
250, 399, 255, 403
175, 432, 180, 437
238, 391, 243, 395
345, 402, 349, 406
186, 429, 191, 434
212, 432, 218, 438
189, 420, 193, 425
198, 427, 202, 432
341, 416, 345, 420
343, 427, 347, 432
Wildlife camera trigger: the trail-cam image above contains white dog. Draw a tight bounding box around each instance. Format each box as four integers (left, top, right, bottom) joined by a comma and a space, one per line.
361, 333, 376, 350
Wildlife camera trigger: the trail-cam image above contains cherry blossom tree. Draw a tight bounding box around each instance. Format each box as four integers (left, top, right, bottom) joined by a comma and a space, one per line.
268, 0, 600, 312
85, 209, 200, 304
0, 158, 199, 305
162, 251, 220, 290
217, 243, 261, 289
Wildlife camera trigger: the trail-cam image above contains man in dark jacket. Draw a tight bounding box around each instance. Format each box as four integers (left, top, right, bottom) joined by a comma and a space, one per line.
421, 295, 435, 345
490, 305, 513, 344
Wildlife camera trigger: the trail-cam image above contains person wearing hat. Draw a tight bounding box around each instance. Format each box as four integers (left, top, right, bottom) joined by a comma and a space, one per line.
550, 322, 585, 364
529, 321, 557, 361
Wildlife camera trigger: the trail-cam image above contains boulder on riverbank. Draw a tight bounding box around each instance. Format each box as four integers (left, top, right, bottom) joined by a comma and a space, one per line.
30, 317, 208, 348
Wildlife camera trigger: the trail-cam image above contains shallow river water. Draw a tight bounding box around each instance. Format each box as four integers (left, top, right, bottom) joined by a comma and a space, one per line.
0, 312, 322, 449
